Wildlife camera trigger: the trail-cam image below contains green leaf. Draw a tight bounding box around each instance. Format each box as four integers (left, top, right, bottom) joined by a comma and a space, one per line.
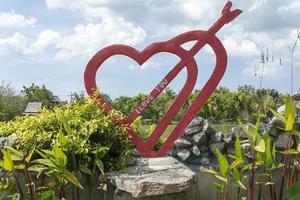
32, 159, 57, 168
92, 147, 110, 160
57, 131, 68, 146
213, 182, 223, 191
5, 147, 23, 161
214, 148, 229, 176
255, 139, 266, 153
80, 166, 93, 176
232, 167, 240, 180
3, 149, 14, 171
15, 164, 25, 170
235, 133, 244, 159
61, 117, 73, 135
96, 159, 104, 175
202, 168, 218, 175
285, 181, 300, 200
269, 107, 286, 124
237, 180, 247, 190
12, 193, 20, 200
25, 148, 35, 163
230, 159, 243, 169
53, 145, 67, 167
231, 180, 247, 190
297, 144, 300, 152
285, 97, 296, 131
62, 172, 83, 189
28, 164, 47, 172
283, 149, 299, 155
215, 175, 227, 183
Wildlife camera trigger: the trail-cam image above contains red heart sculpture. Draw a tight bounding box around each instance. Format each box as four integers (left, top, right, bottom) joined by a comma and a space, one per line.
84, 1, 242, 157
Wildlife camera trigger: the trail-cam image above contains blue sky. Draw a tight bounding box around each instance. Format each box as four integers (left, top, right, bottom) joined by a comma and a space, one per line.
0, 0, 300, 100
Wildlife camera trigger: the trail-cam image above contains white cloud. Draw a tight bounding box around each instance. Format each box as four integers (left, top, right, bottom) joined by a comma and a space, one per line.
0, 10, 36, 28
223, 37, 259, 57
25, 29, 62, 55
55, 17, 146, 60
0, 32, 28, 54
248, 0, 267, 12
0, 14, 146, 60
129, 61, 160, 70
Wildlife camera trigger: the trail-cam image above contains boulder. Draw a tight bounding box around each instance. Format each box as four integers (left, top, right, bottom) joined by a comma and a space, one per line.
200, 153, 210, 165
275, 133, 294, 150
184, 126, 202, 136
177, 149, 191, 162
223, 134, 233, 144
192, 132, 207, 145
188, 117, 204, 127
199, 145, 209, 152
125, 157, 137, 166
209, 131, 223, 144
202, 120, 209, 132
190, 146, 201, 157
109, 157, 195, 198
0, 134, 17, 149
209, 142, 225, 153
174, 139, 192, 148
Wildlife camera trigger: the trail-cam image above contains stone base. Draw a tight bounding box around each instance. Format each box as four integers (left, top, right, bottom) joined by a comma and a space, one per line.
109, 156, 195, 198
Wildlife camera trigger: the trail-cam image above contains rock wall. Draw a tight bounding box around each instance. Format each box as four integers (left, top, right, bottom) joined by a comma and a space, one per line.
171, 101, 300, 165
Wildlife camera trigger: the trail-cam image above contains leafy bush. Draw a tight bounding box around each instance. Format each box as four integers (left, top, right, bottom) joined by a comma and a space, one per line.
0, 98, 145, 171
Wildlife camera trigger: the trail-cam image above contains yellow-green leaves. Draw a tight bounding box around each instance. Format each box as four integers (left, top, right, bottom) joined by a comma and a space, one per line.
214, 148, 229, 176
53, 145, 67, 167
3, 149, 14, 172
268, 96, 296, 131
255, 139, 266, 153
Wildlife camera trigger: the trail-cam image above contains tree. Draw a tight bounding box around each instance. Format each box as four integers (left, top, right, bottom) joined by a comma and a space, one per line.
0, 83, 26, 121
22, 84, 53, 109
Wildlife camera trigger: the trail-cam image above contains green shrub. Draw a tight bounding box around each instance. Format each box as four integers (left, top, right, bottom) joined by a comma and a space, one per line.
0, 98, 145, 171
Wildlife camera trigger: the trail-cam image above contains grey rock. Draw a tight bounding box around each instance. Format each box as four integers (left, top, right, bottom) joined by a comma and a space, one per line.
199, 145, 209, 152
109, 157, 195, 198
191, 146, 201, 157
125, 157, 137, 166
269, 125, 280, 137
223, 134, 233, 144
0, 134, 17, 149
275, 133, 294, 150
174, 139, 192, 148
188, 117, 204, 127
270, 117, 285, 129
209, 131, 223, 144
202, 120, 209, 132
294, 119, 300, 131
296, 101, 300, 116
192, 131, 207, 145
177, 149, 191, 162
184, 126, 202, 136
241, 141, 251, 157
226, 146, 235, 155
185, 154, 202, 164
277, 105, 285, 115
131, 148, 140, 157
209, 142, 225, 153
200, 154, 210, 165
232, 125, 249, 140
259, 122, 268, 133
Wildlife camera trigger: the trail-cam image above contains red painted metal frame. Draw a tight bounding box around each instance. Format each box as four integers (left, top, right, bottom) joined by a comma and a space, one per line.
84, 1, 242, 157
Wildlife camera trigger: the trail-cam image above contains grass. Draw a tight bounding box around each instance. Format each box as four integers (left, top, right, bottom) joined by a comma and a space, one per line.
143, 122, 237, 140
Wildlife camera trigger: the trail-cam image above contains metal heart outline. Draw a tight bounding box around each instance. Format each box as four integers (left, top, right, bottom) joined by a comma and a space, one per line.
84, 30, 227, 157
85, 37, 198, 157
